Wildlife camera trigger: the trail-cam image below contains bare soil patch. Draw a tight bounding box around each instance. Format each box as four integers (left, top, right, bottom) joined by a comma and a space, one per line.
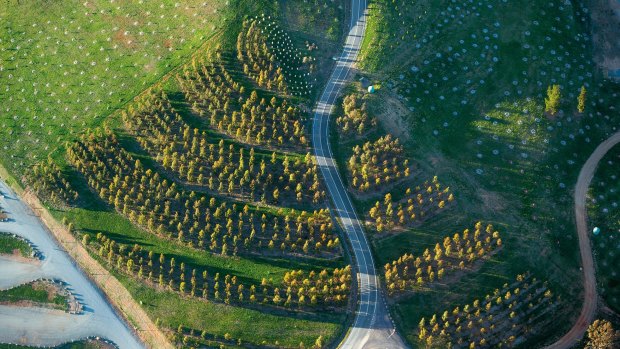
369, 91, 412, 141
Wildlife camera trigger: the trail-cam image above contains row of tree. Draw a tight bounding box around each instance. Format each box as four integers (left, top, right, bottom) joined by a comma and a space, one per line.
417, 273, 557, 348
237, 17, 312, 96
368, 177, 454, 232
177, 54, 309, 149
88, 232, 348, 308
28, 158, 79, 208
123, 90, 324, 207
336, 93, 376, 136
67, 129, 340, 258
384, 222, 502, 293
348, 135, 412, 192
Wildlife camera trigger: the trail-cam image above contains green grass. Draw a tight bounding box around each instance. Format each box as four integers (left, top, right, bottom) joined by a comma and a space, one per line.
0, 234, 33, 257
0, 282, 67, 311
118, 273, 344, 348
0, 0, 229, 176
56, 203, 343, 286
341, 0, 620, 346
588, 144, 620, 313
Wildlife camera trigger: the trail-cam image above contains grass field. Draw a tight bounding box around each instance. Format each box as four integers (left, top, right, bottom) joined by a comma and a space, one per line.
0, 233, 33, 257
0, 281, 68, 311
0, 0, 233, 177
117, 273, 344, 348
345, 0, 620, 346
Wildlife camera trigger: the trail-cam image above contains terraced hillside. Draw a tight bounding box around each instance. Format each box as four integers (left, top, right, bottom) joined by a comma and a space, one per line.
1, 1, 350, 348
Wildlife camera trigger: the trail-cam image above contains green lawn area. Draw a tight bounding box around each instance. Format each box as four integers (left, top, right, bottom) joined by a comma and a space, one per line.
0, 282, 67, 311
0, 233, 33, 257
118, 273, 344, 348
0, 0, 228, 176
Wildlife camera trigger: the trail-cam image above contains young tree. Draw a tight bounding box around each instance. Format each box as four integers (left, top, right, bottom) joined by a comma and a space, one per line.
577, 85, 587, 114
544, 85, 561, 116
586, 319, 618, 349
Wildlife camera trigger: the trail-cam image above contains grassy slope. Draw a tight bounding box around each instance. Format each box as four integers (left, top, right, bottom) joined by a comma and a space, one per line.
0, 234, 33, 257
118, 273, 342, 348
353, 0, 620, 346
0, 0, 229, 176
0, 0, 350, 347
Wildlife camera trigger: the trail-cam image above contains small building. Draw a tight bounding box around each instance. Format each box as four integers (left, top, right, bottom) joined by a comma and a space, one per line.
367, 85, 376, 93
593, 227, 601, 235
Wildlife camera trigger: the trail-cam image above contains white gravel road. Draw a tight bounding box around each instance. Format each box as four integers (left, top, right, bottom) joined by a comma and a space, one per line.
0, 256, 46, 290
0, 180, 143, 349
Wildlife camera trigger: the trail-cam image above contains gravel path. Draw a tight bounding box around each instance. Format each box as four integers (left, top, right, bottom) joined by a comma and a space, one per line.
0, 256, 45, 290
0, 180, 144, 349
545, 131, 620, 348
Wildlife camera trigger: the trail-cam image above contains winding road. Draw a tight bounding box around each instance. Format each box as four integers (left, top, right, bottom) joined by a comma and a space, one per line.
0, 181, 144, 349
545, 131, 620, 349
311, 0, 405, 348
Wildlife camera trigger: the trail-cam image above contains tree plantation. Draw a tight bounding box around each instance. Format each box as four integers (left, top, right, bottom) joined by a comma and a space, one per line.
368, 177, 454, 233
384, 222, 502, 293
4, 0, 619, 347
16, 11, 351, 347
67, 129, 339, 258
123, 90, 324, 207
417, 273, 561, 348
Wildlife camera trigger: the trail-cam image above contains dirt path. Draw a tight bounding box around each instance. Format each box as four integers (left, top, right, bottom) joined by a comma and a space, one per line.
545, 131, 620, 349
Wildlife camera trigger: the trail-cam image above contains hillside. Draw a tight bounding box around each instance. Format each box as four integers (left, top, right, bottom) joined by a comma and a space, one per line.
0, 0, 353, 348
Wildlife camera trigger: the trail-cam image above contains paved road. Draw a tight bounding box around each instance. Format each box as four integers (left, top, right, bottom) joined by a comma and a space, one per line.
311, 1, 405, 348
545, 131, 620, 349
0, 181, 143, 349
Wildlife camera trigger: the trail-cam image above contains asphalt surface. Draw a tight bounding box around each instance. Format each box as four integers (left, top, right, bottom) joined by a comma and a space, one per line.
311, 0, 405, 348
545, 131, 620, 349
0, 181, 143, 349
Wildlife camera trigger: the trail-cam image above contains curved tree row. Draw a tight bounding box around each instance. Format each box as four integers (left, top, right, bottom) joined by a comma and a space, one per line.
28, 158, 79, 208
67, 129, 340, 258
88, 232, 348, 308
177, 53, 309, 149
283, 267, 351, 305
123, 90, 325, 207
384, 222, 502, 293
368, 177, 454, 232
237, 16, 313, 96
348, 135, 412, 192
417, 273, 559, 348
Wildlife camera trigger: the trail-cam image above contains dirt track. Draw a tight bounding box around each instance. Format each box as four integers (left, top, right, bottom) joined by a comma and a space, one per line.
545, 131, 620, 349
